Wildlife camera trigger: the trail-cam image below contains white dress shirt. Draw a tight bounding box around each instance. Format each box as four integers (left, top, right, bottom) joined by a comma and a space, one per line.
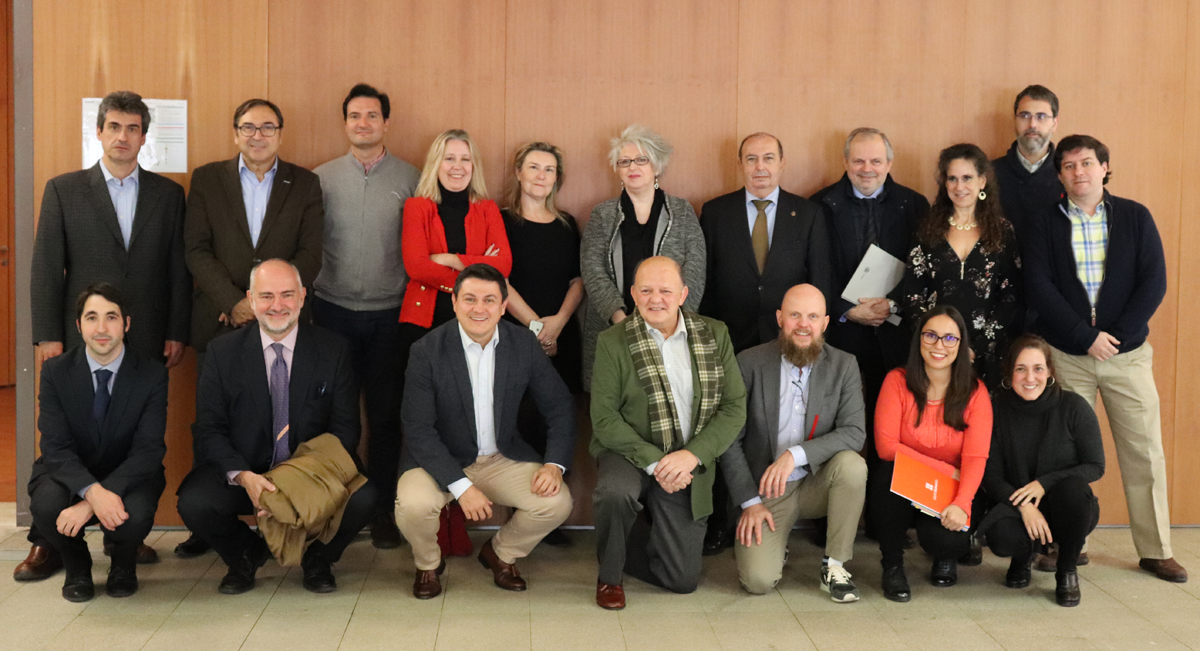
643, 313, 694, 475
238, 153, 279, 247
744, 186, 781, 248
446, 324, 501, 499
100, 160, 139, 249
1019, 148, 1050, 173
742, 357, 812, 509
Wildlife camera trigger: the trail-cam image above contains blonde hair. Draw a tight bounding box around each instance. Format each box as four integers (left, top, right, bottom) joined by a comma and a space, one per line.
415, 129, 489, 203
505, 141, 567, 225
607, 124, 672, 176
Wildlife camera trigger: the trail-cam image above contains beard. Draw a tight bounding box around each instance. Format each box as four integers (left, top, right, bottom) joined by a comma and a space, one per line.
779, 328, 824, 368
1018, 130, 1049, 156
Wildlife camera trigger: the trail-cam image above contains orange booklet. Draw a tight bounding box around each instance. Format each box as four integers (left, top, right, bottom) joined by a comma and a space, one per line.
890, 444, 969, 530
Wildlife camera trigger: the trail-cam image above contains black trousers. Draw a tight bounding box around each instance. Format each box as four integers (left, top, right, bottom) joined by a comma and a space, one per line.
869, 460, 975, 568
29, 475, 164, 575
593, 452, 708, 593
312, 297, 404, 512
985, 475, 1099, 573
857, 339, 891, 537
177, 464, 377, 568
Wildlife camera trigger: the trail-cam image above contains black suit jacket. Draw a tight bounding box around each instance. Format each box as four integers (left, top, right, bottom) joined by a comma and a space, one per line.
400, 319, 576, 491
31, 163, 191, 359
699, 188, 832, 353
30, 346, 168, 497
184, 157, 324, 351
191, 324, 359, 476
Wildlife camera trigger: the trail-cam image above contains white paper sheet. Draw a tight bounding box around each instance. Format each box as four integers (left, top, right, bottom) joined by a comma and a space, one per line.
83, 98, 188, 173
840, 244, 907, 326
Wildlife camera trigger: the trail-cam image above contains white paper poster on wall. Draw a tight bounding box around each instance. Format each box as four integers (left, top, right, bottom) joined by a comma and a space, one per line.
82, 98, 188, 173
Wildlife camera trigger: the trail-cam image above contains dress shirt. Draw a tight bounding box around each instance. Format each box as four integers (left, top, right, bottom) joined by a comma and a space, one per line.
238, 153, 279, 247
741, 357, 812, 509
851, 184, 884, 200
643, 313, 694, 475
446, 323, 501, 499
100, 161, 139, 249
79, 345, 127, 497
226, 326, 299, 485
1019, 149, 1050, 174
359, 147, 388, 175
744, 186, 781, 248
1063, 200, 1108, 308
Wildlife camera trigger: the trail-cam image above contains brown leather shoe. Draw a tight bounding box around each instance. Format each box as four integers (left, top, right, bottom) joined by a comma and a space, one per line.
102, 542, 160, 565
1140, 558, 1189, 583
477, 538, 526, 591
412, 560, 446, 600
596, 581, 626, 610
1034, 550, 1089, 572
14, 545, 63, 582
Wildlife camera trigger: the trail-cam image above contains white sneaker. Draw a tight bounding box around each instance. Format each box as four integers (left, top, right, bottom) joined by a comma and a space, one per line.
820, 564, 860, 603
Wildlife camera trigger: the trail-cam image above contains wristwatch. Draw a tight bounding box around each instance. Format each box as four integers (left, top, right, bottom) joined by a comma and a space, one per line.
887, 299, 899, 315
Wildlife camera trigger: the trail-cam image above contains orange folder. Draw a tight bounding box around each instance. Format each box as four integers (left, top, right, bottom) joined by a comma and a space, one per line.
890, 444, 969, 530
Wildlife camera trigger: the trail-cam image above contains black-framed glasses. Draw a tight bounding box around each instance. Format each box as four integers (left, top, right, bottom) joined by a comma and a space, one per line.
237, 123, 280, 137
921, 331, 960, 348
616, 156, 650, 168
1016, 111, 1053, 122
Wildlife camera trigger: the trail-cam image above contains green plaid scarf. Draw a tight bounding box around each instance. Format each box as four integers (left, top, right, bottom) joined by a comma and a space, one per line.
625, 310, 724, 453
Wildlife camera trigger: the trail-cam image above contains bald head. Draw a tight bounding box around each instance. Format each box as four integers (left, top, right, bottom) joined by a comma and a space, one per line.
632, 256, 689, 336
781, 284, 826, 317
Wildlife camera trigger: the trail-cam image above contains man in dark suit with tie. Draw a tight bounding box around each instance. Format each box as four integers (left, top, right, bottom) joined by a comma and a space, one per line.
176, 259, 376, 595
23, 90, 186, 581
178, 98, 324, 558
698, 132, 831, 555
28, 284, 169, 602
395, 264, 575, 600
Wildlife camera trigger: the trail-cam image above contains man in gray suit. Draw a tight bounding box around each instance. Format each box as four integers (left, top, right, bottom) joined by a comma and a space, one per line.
23, 90, 189, 580
720, 284, 867, 602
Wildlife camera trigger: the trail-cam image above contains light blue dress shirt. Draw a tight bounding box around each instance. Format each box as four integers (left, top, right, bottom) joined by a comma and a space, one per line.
744, 186, 781, 248
100, 161, 139, 249
238, 154, 279, 247
80, 345, 126, 497
742, 357, 812, 509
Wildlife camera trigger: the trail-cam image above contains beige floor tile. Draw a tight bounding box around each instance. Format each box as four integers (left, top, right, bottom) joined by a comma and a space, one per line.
616, 577, 707, 613
45, 613, 165, 651
440, 562, 532, 614
525, 575, 614, 614
707, 611, 816, 651
793, 609, 909, 650
619, 611, 720, 651
1127, 602, 1200, 649
1062, 609, 1194, 651
530, 611, 625, 651
338, 613, 441, 651
882, 610, 1004, 651
968, 608, 1098, 650
169, 559, 284, 616
240, 611, 352, 651
0, 560, 24, 601
696, 552, 795, 614
0, 604, 85, 651
140, 612, 259, 651
434, 611, 531, 651
261, 565, 367, 616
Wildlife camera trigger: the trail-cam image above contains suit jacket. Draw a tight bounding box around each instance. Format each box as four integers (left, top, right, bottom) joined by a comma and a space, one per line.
184, 157, 324, 351
399, 319, 576, 490
30, 346, 168, 497
589, 314, 747, 520
699, 187, 832, 353
191, 324, 359, 476
718, 341, 865, 507
31, 163, 191, 359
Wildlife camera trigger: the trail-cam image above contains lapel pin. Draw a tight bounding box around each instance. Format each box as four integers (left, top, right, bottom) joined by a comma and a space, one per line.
791, 211, 796, 216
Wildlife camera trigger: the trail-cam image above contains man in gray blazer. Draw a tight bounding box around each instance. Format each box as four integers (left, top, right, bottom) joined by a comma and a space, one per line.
720, 284, 867, 602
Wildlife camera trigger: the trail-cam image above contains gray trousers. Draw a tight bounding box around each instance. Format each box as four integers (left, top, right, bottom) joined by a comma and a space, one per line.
593, 451, 708, 593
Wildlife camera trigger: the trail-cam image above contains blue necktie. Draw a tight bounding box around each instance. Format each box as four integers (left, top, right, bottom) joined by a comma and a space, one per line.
93, 369, 113, 425
269, 343, 290, 467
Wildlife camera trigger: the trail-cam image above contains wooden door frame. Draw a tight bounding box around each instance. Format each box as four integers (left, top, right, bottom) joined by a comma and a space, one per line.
14, 0, 34, 526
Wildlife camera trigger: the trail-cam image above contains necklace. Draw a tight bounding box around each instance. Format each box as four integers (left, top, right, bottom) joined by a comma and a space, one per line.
948, 216, 977, 231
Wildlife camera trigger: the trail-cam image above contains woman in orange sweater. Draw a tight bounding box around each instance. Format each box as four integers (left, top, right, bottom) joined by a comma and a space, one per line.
871, 305, 992, 602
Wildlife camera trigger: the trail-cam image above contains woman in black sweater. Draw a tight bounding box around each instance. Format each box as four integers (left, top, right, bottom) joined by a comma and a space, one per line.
980, 334, 1104, 607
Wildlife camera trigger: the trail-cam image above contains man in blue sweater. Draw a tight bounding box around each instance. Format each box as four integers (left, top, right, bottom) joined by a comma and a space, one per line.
1025, 134, 1186, 583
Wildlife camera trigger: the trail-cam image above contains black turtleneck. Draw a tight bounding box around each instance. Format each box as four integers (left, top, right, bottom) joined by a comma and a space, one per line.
618, 188, 666, 313
438, 182, 470, 254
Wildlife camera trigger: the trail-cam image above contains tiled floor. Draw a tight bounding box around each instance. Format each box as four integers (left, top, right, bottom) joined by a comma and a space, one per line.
0, 503, 1197, 650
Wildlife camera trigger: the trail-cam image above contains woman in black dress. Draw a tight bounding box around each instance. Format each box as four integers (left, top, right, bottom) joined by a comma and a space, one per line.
899, 143, 1022, 390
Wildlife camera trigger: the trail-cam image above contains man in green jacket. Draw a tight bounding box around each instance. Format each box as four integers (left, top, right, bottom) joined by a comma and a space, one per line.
590, 256, 746, 610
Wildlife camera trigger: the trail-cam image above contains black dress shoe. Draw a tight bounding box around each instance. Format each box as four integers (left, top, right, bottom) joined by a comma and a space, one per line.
105, 565, 138, 598
370, 513, 403, 550
541, 528, 572, 548
1055, 571, 1081, 607
1005, 554, 1033, 589
882, 565, 912, 602
958, 533, 983, 566
930, 559, 958, 587
62, 573, 95, 603
174, 532, 212, 559
218, 539, 271, 595
14, 545, 63, 582
301, 550, 337, 594
702, 528, 733, 557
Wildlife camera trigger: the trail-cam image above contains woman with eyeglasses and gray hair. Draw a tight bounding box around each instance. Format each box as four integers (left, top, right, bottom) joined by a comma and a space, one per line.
580, 124, 706, 389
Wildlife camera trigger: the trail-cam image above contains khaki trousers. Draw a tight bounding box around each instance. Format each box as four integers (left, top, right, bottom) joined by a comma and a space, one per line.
1051, 343, 1172, 559
395, 454, 573, 570
734, 450, 867, 594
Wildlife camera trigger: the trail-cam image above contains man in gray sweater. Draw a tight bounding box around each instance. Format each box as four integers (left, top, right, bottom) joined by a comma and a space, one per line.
312, 84, 420, 548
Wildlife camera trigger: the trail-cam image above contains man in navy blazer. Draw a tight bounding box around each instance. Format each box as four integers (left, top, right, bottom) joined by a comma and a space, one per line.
177, 259, 376, 595
396, 264, 575, 599
29, 284, 168, 602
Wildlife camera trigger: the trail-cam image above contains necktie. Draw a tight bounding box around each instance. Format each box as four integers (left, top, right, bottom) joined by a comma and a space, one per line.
269, 343, 290, 467
93, 369, 113, 425
751, 199, 770, 274
861, 197, 878, 258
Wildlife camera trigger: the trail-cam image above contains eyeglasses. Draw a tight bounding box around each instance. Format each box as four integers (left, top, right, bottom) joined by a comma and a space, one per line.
616, 156, 651, 168
1016, 111, 1053, 123
921, 331, 960, 348
237, 123, 280, 137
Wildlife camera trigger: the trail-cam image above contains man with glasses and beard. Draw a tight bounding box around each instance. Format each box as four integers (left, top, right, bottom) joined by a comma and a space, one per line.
718, 284, 868, 602
992, 85, 1065, 242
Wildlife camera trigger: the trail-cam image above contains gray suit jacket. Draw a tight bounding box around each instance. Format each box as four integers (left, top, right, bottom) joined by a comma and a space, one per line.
719, 341, 866, 507
31, 164, 191, 359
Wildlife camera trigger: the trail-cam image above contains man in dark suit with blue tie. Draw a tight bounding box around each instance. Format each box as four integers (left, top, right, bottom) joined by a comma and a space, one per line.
176, 259, 376, 595
28, 284, 169, 602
